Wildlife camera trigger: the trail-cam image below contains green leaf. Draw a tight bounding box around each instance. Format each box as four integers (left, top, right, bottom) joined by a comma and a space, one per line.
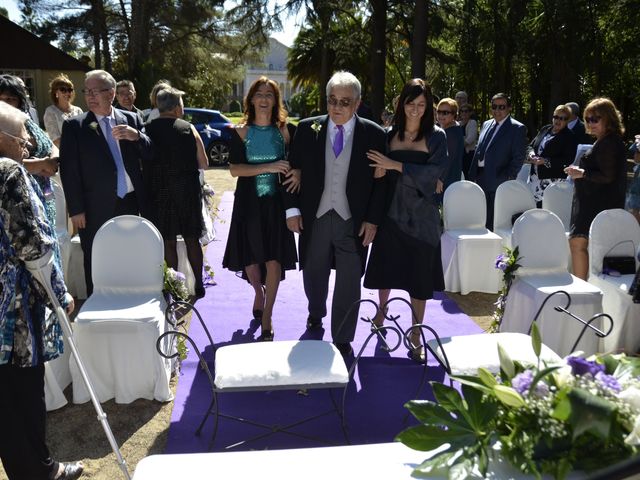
412, 450, 463, 476
449, 457, 474, 480
528, 365, 561, 396
462, 384, 499, 432
493, 385, 526, 407
530, 322, 542, 358
477, 368, 498, 387
395, 424, 476, 451
432, 382, 467, 412
567, 387, 616, 439
404, 400, 465, 429
497, 343, 515, 379
552, 389, 571, 421
450, 375, 493, 394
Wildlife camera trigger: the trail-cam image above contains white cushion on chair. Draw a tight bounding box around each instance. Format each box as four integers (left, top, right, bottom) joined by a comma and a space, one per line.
214, 340, 349, 390
542, 182, 573, 232
427, 332, 562, 375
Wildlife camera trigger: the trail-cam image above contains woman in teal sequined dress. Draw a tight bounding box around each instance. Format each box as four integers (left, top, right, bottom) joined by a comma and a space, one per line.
223, 77, 298, 341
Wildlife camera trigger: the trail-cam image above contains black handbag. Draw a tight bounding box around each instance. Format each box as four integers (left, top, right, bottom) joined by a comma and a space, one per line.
629, 265, 640, 303
602, 256, 636, 275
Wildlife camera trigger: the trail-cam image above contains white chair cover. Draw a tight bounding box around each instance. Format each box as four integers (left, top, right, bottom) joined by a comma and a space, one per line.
500, 209, 603, 356
66, 235, 87, 299
44, 332, 72, 411
516, 163, 531, 184
441, 181, 502, 294
493, 180, 536, 248
69, 216, 174, 404
588, 209, 640, 354
51, 179, 71, 278
542, 181, 574, 232
176, 237, 196, 296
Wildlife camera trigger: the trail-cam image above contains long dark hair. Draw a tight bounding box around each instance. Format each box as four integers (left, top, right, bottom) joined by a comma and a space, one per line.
0, 75, 29, 113
243, 76, 288, 128
392, 78, 434, 142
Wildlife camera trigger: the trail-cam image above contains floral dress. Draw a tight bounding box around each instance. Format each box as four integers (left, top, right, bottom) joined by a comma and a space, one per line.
0, 158, 70, 367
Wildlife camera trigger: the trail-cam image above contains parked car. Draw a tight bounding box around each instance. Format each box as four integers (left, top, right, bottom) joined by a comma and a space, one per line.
183, 108, 234, 166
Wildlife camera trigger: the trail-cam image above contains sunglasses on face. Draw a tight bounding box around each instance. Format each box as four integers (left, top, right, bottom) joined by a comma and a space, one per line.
327, 97, 353, 108
552, 115, 567, 121
491, 104, 508, 111
436, 110, 453, 116
585, 115, 602, 124
58, 87, 74, 93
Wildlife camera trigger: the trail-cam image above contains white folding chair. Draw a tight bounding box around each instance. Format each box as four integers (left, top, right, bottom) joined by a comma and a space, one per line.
51, 179, 71, 277
589, 209, 640, 354
516, 162, 531, 184
69, 215, 174, 404
500, 209, 603, 356
493, 180, 537, 248
441, 180, 502, 295
542, 181, 574, 233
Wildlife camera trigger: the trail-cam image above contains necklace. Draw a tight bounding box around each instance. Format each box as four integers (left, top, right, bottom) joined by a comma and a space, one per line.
405, 130, 419, 141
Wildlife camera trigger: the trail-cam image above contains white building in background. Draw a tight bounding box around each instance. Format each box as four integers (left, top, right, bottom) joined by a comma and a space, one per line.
230, 37, 299, 107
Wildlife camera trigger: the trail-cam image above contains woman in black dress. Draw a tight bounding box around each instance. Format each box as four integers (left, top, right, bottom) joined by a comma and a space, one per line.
222, 77, 298, 341
145, 87, 208, 298
526, 104, 578, 206
364, 78, 447, 362
565, 97, 627, 280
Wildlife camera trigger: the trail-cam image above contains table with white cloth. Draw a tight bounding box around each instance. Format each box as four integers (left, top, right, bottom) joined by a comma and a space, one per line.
69, 293, 174, 404
500, 273, 604, 357
131, 442, 584, 480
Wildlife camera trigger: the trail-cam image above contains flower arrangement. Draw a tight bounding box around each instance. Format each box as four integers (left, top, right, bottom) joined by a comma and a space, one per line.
311, 119, 322, 138
163, 262, 190, 302
88, 121, 100, 135
489, 245, 522, 332
397, 325, 640, 479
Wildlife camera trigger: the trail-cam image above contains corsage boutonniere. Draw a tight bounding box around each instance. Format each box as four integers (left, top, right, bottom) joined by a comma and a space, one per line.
311, 120, 322, 139
89, 121, 100, 135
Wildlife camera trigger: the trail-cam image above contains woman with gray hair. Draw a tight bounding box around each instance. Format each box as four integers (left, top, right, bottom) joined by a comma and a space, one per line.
145, 87, 209, 299
0, 102, 82, 479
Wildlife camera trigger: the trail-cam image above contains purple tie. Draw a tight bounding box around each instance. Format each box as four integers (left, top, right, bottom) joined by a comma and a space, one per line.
333, 125, 344, 157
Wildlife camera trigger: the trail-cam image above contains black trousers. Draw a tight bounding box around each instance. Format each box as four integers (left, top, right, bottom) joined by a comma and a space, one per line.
0, 364, 56, 480
80, 191, 139, 295
475, 169, 496, 230
302, 210, 362, 343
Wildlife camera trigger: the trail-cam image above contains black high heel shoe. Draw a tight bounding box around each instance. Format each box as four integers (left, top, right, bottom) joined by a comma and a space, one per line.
55, 462, 84, 480
257, 327, 274, 342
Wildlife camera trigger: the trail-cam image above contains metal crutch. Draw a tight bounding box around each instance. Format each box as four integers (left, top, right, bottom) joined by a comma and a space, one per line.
26, 252, 131, 480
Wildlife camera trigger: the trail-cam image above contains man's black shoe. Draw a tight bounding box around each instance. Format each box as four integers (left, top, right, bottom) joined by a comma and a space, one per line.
306, 315, 323, 330
334, 342, 353, 357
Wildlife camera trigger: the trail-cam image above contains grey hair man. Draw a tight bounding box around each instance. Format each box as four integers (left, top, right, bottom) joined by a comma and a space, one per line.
284, 71, 387, 356
59, 69, 152, 295
565, 101, 591, 144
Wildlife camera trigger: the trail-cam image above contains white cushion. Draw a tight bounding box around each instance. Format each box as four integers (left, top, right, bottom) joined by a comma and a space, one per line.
427, 332, 562, 375
214, 340, 349, 390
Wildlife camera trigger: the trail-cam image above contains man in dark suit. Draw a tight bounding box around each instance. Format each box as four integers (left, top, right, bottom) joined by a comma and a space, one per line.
115, 79, 145, 122
565, 102, 592, 145
467, 93, 527, 229
285, 71, 386, 356
60, 69, 152, 295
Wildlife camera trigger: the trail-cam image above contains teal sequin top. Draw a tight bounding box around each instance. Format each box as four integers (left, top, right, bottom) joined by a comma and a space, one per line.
245, 125, 285, 197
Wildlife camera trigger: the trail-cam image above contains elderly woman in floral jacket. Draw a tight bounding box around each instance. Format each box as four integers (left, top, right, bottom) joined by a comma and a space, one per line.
0, 102, 83, 479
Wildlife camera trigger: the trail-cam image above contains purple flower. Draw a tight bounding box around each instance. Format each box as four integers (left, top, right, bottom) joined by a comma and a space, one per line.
495, 254, 508, 271
512, 370, 533, 395
595, 371, 622, 393
512, 370, 549, 397
175, 271, 186, 282
567, 356, 605, 377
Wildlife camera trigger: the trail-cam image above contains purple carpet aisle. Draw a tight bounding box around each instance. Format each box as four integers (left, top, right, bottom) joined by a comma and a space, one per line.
164, 191, 483, 454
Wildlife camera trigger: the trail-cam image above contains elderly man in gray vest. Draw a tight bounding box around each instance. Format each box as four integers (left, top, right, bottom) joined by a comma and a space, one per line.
285, 71, 386, 356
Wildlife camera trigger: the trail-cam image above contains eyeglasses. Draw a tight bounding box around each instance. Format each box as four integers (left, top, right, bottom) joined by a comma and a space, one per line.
552, 115, 568, 121
585, 115, 602, 124
0, 130, 32, 149
436, 110, 453, 116
82, 88, 111, 96
328, 97, 353, 108
58, 87, 74, 93
491, 104, 508, 111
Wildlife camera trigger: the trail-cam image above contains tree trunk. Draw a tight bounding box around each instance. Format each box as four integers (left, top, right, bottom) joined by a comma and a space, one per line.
411, 0, 427, 78
129, 0, 152, 83
369, 0, 386, 123
314, 2, 332, 112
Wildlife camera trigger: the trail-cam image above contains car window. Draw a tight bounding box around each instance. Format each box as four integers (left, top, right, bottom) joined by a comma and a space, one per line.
185, 111, 210, 125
